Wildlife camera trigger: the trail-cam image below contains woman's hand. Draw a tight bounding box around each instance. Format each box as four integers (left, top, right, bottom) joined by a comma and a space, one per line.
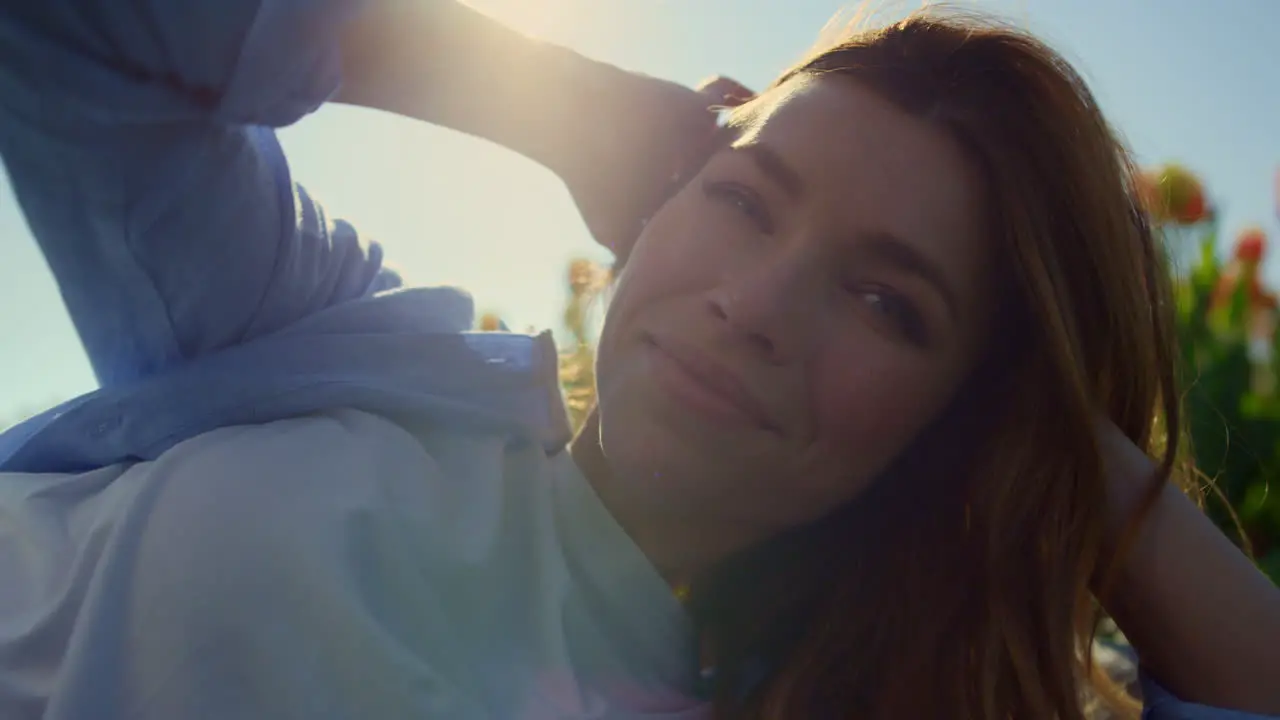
555, 75, 754, 260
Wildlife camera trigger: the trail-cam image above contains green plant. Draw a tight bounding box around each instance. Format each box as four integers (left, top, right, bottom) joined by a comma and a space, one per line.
1171, 221, 1280, 582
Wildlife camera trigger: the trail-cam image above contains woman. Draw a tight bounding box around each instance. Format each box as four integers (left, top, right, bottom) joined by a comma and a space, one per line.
0, 1, 1276, 718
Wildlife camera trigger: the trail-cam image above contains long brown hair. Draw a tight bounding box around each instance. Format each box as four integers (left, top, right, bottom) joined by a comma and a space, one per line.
686, 8, 1186, 718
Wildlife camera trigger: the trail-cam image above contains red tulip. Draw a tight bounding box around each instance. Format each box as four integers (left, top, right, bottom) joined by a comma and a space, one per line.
1155, 164, 1209, 225
1236, 228, 1268, 263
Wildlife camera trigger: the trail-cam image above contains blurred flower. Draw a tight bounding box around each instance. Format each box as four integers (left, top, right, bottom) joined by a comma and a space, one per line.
478, 312, 503, 331
1212, 227, 1275, 309
568, 258, 609, 297
1209, 227, 1278, 396
560, 258, 612, 433
1139, 163, 1209, 225
1234, 226, 1267, 264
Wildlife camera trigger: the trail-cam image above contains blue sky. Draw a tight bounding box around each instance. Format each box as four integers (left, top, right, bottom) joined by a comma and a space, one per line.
1, 0, 1277, 423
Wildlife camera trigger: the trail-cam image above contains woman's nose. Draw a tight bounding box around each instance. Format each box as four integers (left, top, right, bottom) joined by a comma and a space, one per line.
705, 255, 815, 365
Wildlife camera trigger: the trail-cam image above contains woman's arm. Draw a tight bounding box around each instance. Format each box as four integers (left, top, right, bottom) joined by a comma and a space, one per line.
1098, 422, 1280, 714
335, 0, 726, 257
0, 0, 399, 387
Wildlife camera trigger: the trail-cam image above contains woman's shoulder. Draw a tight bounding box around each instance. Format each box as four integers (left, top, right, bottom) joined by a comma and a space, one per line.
1, 409, 557, 612
0, 410, 561, 717
4, 409, 550, 568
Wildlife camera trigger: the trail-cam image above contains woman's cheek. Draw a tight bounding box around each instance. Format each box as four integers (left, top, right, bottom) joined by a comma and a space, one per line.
632, 198, 724, 282
810, 356, 938, 479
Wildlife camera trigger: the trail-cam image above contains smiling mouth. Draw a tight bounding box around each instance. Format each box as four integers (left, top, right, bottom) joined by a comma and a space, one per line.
643, 335, 779, 434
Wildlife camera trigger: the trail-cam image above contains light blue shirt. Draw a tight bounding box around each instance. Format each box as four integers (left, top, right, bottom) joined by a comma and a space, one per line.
0, 0, 1268, 717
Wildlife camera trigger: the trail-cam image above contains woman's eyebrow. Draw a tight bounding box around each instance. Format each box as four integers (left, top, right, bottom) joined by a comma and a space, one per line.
727, 142, 807, 200
860, 231, 961, 322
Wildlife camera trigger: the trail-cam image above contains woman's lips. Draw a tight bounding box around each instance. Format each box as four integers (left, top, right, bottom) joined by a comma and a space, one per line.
644, 334, 779, 433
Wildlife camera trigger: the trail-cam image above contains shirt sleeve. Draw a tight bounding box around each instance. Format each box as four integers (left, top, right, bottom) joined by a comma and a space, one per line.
1142, 673, 1279, 719
0, 0, 402, 388
6, 410, 491, 719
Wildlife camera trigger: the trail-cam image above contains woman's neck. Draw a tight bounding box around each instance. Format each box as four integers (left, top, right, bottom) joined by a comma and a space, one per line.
569, 410, 751, 584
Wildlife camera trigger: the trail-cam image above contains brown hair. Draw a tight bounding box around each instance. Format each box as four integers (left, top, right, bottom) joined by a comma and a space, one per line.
686, 7, 1186, 719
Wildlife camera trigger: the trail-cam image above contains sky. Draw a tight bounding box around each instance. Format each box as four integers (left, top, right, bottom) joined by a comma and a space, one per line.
0, 0, 1277, 424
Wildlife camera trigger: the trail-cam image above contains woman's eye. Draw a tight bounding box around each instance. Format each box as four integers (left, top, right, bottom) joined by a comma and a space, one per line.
702, 180, 774, 233
854, 287, 929, 345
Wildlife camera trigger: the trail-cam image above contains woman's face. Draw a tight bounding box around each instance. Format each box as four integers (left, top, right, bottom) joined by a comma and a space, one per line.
594, 75, 997, 536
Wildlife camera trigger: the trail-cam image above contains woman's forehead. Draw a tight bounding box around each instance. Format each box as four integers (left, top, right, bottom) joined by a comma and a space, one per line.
735, 75, 921, 152
733, 77, 985, 232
